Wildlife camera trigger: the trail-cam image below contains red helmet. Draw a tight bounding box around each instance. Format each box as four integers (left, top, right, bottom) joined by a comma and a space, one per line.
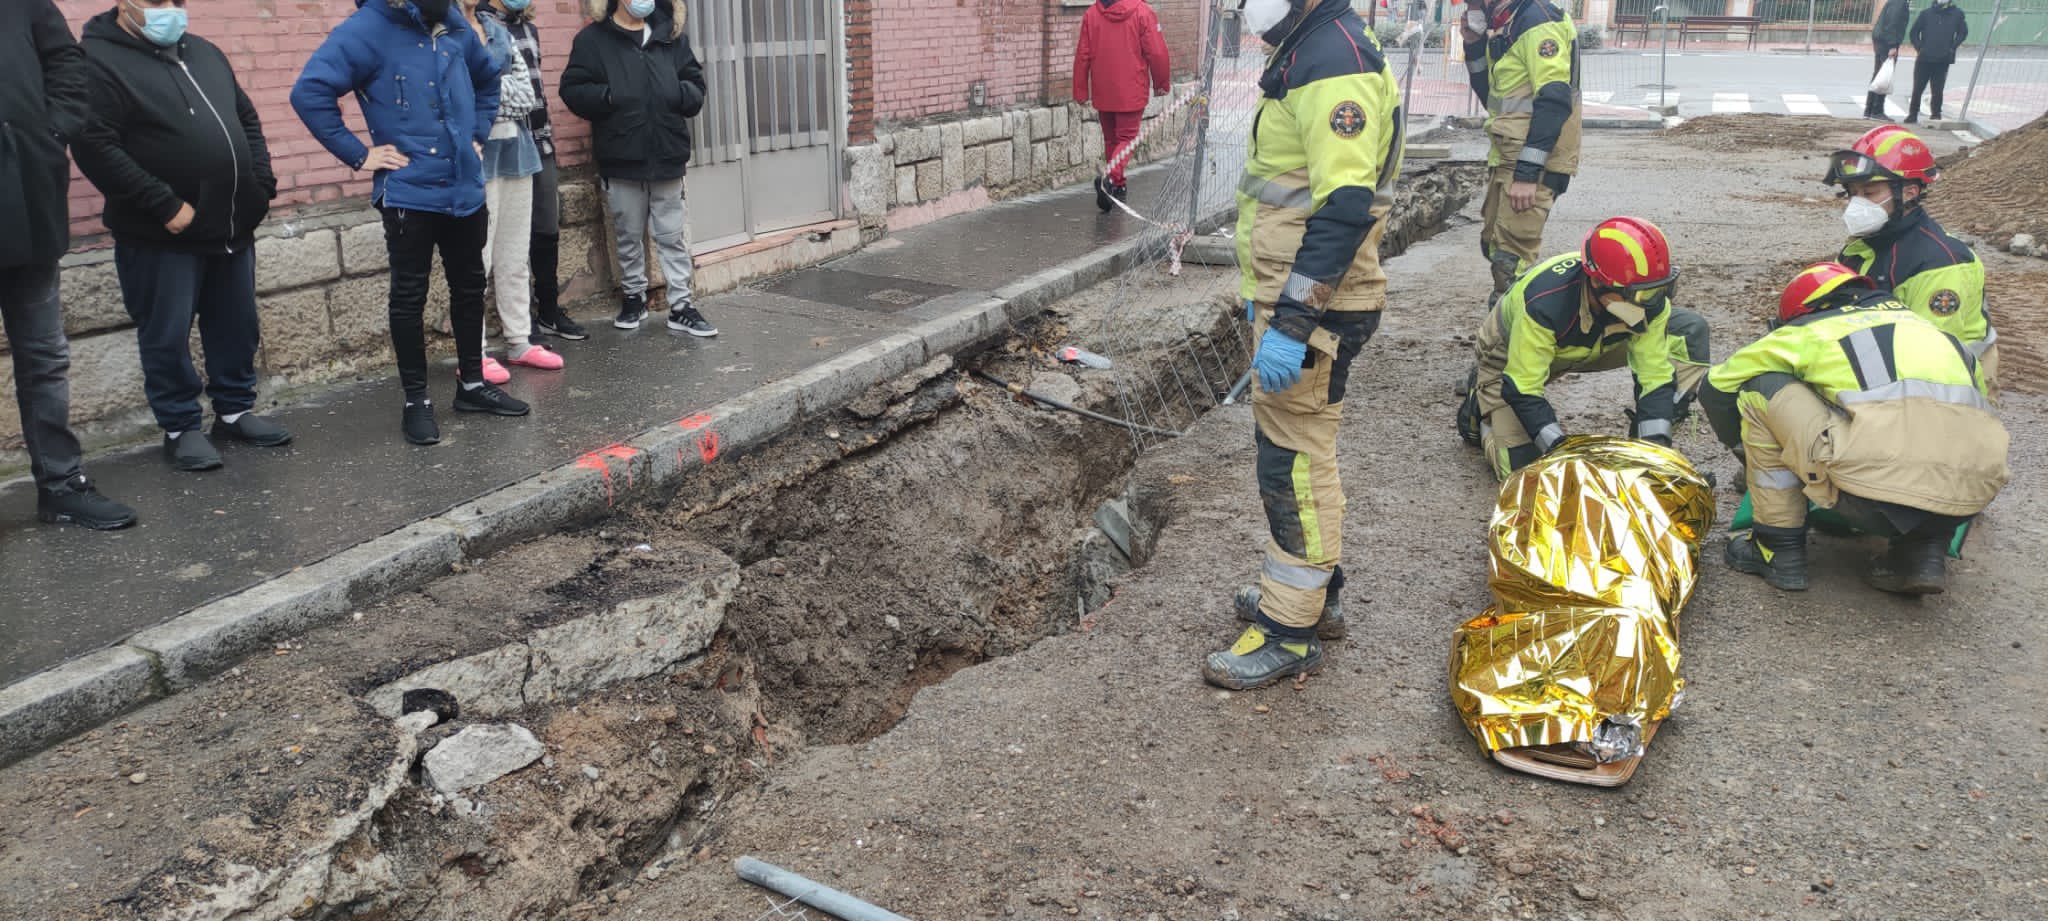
1778, 262, 1876, 325
1582, 217, 1679, 306
1824, 126, 1939, 187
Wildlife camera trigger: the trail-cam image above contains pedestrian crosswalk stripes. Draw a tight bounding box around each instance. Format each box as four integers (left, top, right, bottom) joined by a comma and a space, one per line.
1783, 93, 1831, 116
1712, 92, 1751, 114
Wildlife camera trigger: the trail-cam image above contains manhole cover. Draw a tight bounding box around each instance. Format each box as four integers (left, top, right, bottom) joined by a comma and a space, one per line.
760, 269, 959, 313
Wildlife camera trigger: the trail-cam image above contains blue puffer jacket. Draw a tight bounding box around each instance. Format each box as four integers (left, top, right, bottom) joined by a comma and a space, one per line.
290, 0, 502, 217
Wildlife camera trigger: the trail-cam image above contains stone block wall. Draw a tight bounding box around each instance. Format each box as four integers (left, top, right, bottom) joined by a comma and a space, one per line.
845, 94, 1194, 236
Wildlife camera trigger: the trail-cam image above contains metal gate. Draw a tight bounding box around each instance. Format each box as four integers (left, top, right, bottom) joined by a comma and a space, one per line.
687, 0, 843, 252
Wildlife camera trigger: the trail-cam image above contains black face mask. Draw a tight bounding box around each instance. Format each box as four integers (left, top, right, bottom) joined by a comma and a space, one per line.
416, 0, 453, 23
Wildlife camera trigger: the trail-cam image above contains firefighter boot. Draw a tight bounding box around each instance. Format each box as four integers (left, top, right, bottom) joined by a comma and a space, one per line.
1864, 534, 1949, 596
1455, 361, 1477, 397
1725, 524, 1809, 591
1456, 390, 1482, 447
1202, 625, 1323, 690
1234, 582, 1346, 641
1488, 251, 1522, 302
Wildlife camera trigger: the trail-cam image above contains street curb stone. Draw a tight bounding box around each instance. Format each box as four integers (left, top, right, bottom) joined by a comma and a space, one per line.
0, 648, 158, 764
127, 520, 466, 691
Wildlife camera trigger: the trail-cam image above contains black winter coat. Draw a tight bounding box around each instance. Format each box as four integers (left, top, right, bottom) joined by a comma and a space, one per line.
1875, 0, 1910, 47
1911, 4, 1969, 65
74, 12, 276, 253
0, 0, 92, 269
558, 1, 706, 182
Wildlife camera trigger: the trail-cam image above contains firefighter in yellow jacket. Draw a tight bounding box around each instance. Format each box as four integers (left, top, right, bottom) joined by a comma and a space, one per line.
1207, 0, 1403, 690
1455, 217, 1712, 479
1825, 125, 1998, 395
1462, 0, 1583, 300
1701, 263, 2008, 595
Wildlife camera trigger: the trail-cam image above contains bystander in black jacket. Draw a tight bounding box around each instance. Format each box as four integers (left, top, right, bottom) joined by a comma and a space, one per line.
1911, 1, 1970, 65
74, 10, 276, 254
559, 0, 706, 182
0, 0, 92, 268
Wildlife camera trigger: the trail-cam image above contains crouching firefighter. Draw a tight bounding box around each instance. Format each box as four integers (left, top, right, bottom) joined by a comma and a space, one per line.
1826, 125, 1998, 397
1205, 0, 1403, 690
1456, 217, 1712, 479
1702, 263, 2009, 595
1462, 0, 1583, 301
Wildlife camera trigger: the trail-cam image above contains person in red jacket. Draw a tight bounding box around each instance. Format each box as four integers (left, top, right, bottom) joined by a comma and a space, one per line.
1073, 0, 1171, 212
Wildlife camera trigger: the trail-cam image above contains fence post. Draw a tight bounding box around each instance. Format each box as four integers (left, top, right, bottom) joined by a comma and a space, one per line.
1187, 0, 1227, 231
1957, 0, 2007, 123
1805, 0, 1818, 54
1658, 4, 1671, 109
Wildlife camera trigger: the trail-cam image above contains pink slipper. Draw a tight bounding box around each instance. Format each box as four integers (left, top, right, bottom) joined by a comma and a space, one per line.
508, 346, 564, 371
482, 357, 512, 385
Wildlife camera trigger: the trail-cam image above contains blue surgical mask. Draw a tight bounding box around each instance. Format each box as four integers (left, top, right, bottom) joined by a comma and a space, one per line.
128, 1, 187, 48
627, 0, 656, 18
502, 0, 532, 9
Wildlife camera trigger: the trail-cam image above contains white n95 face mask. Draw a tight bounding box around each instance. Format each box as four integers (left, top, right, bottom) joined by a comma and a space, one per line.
1243, 0, 1296, 36
1843, 196, 1891, 238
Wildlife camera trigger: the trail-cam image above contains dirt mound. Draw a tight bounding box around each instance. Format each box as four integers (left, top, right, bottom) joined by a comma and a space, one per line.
1662, 114, 1869, 153
1928, 113, 2048, 254
1986, 267, 2048, 395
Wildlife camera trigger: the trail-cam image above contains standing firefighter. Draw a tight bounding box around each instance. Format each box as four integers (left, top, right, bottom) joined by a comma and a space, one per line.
1206, 0, 1402, 690
1456, 217, 1712, 479
1462, 0, 1582, 301
1826, 125, 1996, 394
1704, 264, 2007, 595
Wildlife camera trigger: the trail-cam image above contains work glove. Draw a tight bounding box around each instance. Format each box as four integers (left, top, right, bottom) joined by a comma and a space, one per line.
1253, 328, 1308, 394
1244, 299, 1255, 325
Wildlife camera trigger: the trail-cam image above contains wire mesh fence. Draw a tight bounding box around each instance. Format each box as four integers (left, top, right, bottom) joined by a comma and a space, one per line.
1954, 0, 2048, 133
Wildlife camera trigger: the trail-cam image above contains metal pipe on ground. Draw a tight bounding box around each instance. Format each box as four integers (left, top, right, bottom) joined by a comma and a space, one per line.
736, 857, 913, 921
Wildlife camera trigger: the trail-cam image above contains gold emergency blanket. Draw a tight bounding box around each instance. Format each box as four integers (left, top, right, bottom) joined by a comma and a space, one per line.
1450, 436, 1715, 763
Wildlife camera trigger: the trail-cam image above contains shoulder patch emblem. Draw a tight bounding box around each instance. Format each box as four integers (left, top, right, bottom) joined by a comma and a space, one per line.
1929, 289, 1962, 316
1329, 101, 1367, 139
1538, 38, 1560, 58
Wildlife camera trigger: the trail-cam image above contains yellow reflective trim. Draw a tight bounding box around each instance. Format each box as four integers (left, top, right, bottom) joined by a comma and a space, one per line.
1872, 130, 1910, 157
1229, 626, 1267, 656
1597, 228, 1650, 278
1292, 453, 1322, 562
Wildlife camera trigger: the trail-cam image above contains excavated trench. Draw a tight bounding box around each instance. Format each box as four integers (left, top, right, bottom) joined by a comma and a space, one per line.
11, 160, 1477, 921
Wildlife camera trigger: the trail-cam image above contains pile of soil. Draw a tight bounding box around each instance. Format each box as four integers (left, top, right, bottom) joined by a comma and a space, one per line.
1662, 113, 1869, 153
1985, 267, 2048, 394
1928, 113, 2048, 254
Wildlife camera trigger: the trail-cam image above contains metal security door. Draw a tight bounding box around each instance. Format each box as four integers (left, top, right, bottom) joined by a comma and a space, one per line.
687, 0, 842, 252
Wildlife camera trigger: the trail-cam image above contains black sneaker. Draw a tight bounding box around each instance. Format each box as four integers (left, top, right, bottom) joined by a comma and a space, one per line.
1111, 183, 1128, 203
1094, 176, 1113, 213
453, 382, 531, 417
212, 413, 293, 447
403, 400, 440, 446
537, 309, 589, 341
37, 475, 137, 530
667, 304, 718, 337
163, 430, 224, 472
614, 293, 649, 330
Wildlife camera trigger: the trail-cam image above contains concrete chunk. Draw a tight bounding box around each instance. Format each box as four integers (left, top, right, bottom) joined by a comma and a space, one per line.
422, 724, 545, 794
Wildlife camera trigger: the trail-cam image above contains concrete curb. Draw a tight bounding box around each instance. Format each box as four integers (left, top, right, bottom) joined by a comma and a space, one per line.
0, 224, 1168, 769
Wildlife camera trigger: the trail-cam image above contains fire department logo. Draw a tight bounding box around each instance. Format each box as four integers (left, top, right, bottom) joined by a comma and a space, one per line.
1538, 38, 1560, 58
1930, 289, 1962, 316
1329, 101, 1367, 139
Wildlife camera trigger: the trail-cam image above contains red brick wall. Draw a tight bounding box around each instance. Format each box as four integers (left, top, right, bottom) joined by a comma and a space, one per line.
845, 0, 876, 143
869, 0, 1201, 125
54, 0, 597, 242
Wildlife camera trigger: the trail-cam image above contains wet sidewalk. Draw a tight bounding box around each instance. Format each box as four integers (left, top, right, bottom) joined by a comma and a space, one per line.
0, 171, 1170, 687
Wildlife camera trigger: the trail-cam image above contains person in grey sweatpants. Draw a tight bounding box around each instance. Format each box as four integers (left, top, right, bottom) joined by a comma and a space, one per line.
558, 0, 715, 336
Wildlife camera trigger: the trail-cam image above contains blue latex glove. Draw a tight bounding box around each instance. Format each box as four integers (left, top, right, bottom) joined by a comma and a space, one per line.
1253, 328, 1308, 394
1244, 299, 1255, 325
